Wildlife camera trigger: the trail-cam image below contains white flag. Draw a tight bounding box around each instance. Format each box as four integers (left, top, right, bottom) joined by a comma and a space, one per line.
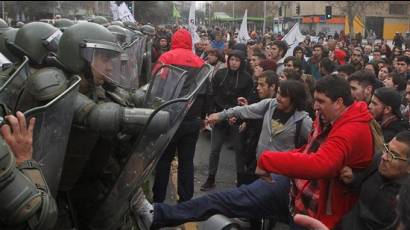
110, 1, 119, 20
281, 22, 305, 58
238, 9, 250, 44
118, 2, 136, 23
188, 2, 200, 53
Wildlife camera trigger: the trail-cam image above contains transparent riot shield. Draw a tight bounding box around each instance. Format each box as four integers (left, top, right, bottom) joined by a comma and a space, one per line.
0, 56, 30, 115
144, 64, 188, 107
127, 35, 146, 85
90, 64, 213, 230
115, 36, 146, 91
23, 76, 81, 196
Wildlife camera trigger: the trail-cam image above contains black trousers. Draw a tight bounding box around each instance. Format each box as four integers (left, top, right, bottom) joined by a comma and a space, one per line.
152, 118, 201, 203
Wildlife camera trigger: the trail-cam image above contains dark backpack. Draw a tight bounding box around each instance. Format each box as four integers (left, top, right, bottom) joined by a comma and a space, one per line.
294, 119, 306, 148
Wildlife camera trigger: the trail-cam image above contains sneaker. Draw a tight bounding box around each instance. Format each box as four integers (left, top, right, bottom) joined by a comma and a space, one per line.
132, 197, 154, 230
200, 177, 216, 191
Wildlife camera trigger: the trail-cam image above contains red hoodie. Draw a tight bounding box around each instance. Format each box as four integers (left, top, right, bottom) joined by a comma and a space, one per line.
158, 28, 204, 68
258, 102, 374, 228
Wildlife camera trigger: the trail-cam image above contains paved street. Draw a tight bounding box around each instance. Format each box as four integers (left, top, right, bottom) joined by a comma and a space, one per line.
158, 131, 289, 230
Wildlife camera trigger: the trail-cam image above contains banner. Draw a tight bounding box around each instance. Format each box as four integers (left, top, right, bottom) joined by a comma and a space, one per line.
110, 1, 119, 20
281, 22, 305, 58
118, 2, 136, 23
188, 2, 200, 53
238, 9, 250, 44
173, 3, 181, 19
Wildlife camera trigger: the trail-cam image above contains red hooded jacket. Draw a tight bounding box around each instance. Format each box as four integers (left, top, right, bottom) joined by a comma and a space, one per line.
258, 102, 374, 228
158, 28, 204, 68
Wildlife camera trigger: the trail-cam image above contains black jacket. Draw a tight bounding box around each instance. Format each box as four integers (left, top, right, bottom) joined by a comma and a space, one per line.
210, 50, 253, 113
382, 118, 409, 142
340, 153, 406, 230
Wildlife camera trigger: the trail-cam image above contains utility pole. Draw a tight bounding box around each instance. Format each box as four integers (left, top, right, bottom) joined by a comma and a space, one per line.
1, 1, 4, 20
95, 1, 99, 15
232, 1, 235, 31
132, 1, 135, 18
208, 3, 211, 27
263, 1, 266, 34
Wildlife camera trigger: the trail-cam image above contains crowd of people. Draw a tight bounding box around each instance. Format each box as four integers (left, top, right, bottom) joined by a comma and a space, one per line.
0, 13, 409, 230
140, 24, 410, 230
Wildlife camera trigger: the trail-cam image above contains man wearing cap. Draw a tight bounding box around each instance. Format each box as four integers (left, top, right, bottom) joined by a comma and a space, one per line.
369, 87, 409, 142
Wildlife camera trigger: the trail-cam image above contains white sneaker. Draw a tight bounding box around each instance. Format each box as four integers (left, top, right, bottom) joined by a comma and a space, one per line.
132, 198, 154, 230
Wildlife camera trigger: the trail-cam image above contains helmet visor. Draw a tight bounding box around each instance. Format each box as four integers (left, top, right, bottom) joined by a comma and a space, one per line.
82, 42, 138, 90
43, 29, 63, 52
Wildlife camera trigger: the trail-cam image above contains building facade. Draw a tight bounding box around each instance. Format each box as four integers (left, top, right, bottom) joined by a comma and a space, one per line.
273, 1, 410, 39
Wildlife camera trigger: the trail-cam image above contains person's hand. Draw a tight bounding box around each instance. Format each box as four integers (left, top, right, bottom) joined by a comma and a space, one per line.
206, 113, 220, 126
239, 122, 247, 133
293, 214, 329, 230
237, 97, 248, 106
200, 119, 207, 132
228, 117, 237, 125
339, 166, 354, 184
0, 112, 35, 165
255, 166, 273, 183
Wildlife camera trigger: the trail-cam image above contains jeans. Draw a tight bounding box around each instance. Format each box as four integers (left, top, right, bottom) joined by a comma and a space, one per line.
152, 175, 291, 228
152, 118, 201, 203
208, 122, 244, 177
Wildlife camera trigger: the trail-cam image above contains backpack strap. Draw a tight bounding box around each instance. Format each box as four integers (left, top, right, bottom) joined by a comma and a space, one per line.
294, 119, 304, 148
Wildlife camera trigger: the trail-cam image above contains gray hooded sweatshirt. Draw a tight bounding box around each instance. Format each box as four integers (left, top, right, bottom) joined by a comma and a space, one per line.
219, 98, 313, 158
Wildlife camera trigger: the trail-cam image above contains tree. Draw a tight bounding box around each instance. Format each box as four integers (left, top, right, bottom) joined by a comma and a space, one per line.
328, 1, 384, 39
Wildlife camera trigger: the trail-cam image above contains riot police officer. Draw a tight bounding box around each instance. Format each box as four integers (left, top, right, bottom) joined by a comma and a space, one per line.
53, 22, 169, 230
0, 112, 57, 230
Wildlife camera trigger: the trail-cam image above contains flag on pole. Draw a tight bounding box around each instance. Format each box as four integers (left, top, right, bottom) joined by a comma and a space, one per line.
238, 9, 251, 44
189, 2, 200, 53
173, 3, 181, 19
110, 1, 119, 20
281, 22, 305, 58
118, 2, 136, 23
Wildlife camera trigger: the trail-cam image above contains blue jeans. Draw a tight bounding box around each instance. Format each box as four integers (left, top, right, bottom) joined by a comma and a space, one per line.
152, 175, 291, 228
152, 118, 201, 203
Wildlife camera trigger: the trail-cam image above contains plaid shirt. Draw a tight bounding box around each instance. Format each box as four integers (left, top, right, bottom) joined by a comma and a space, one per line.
290, 123, 332, 217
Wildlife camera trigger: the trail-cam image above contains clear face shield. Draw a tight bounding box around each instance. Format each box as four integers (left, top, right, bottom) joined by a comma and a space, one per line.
42, 29, 63, 52
82, 42, 140, 90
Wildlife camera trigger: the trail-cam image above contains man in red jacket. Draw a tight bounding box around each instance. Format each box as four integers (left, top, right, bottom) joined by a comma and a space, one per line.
257, 75, 374, 229
151, 28, 207, 203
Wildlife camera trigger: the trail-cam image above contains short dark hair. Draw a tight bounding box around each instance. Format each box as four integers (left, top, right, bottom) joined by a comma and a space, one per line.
252, 49, 267, 60
282, 68, 302, 81
284, 56, 302, 72
387, 72, 407, 91
315, 75, 354, 106
279, 80, 307, 111
293, 46, 305, 57
348, 70, 379, 93
395, 131, 410, 159
312, 44, 323, 51
397, 55, 410, 65
319, 57, 336, 74
260, 70, 279, 90
365, 62, 379, 75
271, 40, 288, 58
337, 64, 355, 75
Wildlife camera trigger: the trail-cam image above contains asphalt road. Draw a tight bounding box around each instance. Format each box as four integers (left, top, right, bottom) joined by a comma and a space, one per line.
158, 131, 289, 230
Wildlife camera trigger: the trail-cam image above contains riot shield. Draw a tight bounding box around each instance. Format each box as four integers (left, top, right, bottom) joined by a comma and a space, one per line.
0, 56, 30, 115
127, 35, 146, 86
23, 76, 81, 196
120, 36, 146, 91
144, 64, 188, 107
90, 64, 213, 230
